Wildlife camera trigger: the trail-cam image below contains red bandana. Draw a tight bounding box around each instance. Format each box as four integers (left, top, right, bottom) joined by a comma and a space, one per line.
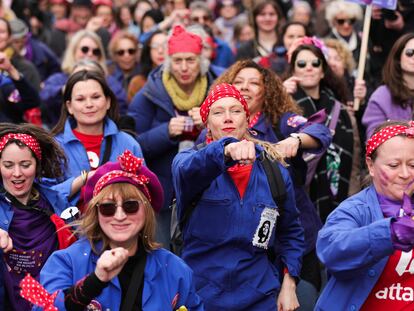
20, 274, 58, 311
200, 83, 250, 124
0, 133, 42, 160
366, 121, 414, 159
168, 25, 203, 55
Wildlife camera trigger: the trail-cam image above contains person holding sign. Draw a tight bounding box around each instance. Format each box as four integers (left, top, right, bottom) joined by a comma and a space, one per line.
172, 83, 304, 310
316, 120, 414, 310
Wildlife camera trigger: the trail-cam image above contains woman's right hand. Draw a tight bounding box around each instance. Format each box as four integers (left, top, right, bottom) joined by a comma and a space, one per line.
169, 117, 186, 137
0, 228, 13, 253
283, 77, 301, 95
224, 140, 256, 164
95, 247, 129, 282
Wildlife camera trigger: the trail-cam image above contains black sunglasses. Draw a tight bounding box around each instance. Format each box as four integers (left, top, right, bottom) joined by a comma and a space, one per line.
80, 46, 102, 57
192, 15, 211, 22
97, 200, 141, 217
405, 48, 414, 57
115, 48, 137, 56
335, 18, 356, 26
296, 59, 322, 68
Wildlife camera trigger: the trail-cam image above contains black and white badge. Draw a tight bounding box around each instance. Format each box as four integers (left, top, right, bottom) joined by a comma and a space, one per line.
252, 207, 279, 249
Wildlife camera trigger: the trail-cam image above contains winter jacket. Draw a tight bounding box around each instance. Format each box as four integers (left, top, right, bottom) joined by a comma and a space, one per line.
128, 65, 215, 211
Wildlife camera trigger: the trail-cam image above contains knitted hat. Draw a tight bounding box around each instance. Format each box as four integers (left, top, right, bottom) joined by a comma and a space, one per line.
168, 25, 203, 55
83, 150, 164, 212
200, 83, 250, 124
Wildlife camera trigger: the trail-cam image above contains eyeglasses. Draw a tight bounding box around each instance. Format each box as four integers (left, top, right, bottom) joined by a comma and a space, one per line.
191, 15, 211, 23
405, 49, 414, 57
150, 42, 166, 50
335, 18, 356, 26
296, 59, 322, 68
115, 48, 137, 56
97, 200, 141, 217
80, 46, 102, 57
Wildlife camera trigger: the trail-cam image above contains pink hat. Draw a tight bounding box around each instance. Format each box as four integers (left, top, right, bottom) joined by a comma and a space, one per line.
83, 150, 164, 213
168, 25, 203, 55
200, 83, 250, 124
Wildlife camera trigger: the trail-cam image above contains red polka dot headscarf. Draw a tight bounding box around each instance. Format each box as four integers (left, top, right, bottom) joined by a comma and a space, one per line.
200, 83, 250, 124
83, 150, 164, 213
0, 133, 42, 160
366, 121, 414, 159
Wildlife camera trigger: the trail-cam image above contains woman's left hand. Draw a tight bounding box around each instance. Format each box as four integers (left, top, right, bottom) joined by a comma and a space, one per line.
277, 274, 299, 311
275, 137, 300, 158
353, 79, 367, 102
188, 107, 204, 129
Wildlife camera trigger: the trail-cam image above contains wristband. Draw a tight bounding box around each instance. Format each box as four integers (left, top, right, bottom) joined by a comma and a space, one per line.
290, 133, 302, 148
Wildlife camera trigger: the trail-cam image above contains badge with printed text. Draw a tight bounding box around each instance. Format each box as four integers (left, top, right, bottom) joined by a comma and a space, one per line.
287, 115, 307, 128
252, 207, 279, 249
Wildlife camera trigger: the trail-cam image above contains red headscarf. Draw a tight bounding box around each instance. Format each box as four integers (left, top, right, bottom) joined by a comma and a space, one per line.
168, 25, 203, 55
0, 133, 42, 160
200, 83, 250, 124
366, 121, 414, 159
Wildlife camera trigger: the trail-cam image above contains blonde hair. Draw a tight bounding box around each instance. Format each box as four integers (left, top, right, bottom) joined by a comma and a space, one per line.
61, 30, 108, 75
324, 38, 356, 74
245, 132, 287, 166
325, 0, 363, 27
76, 183, 160, 254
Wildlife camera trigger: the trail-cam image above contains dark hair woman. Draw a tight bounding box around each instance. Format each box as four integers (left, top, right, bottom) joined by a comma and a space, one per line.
127, 30, 167, 101
285, 40, 359, 223
0, 123, 79, 310
362, 33, 414, 139
52, 70, 143, 207
236, 0, 284, 60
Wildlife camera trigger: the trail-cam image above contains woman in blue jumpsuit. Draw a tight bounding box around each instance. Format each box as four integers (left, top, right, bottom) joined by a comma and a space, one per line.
173, 83, 305, 310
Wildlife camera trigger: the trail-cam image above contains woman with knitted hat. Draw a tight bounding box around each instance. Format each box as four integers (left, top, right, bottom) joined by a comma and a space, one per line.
172, 83, 304, 310
128, 24, 216, 249
315, 120, 414, 310
0, 123, 78, 310
36, 150, 203, 311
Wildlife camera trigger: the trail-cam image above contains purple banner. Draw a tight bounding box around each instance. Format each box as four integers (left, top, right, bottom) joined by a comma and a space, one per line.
348, 0, 397, 9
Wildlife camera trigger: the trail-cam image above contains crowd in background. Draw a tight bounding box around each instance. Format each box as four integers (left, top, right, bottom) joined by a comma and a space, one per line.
0, 0, 413, 310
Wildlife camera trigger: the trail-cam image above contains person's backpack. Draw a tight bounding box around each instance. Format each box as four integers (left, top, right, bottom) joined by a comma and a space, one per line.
170, 149, 287, 256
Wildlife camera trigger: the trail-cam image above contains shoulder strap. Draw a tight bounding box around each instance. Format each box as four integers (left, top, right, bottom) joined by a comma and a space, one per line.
120, 249, 147, 311
329, 100, 341, 131
100, 135, 113, 165
259, 151, 286, 210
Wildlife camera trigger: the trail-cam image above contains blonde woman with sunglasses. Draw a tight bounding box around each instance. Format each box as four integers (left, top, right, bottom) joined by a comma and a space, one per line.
36, 150, 203, 311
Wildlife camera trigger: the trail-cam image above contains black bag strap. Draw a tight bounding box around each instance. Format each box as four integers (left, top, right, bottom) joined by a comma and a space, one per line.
0, 186, 52, 216
259, 151, 286, 211
100, 135, 113, 165
120, 249, 147, 311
